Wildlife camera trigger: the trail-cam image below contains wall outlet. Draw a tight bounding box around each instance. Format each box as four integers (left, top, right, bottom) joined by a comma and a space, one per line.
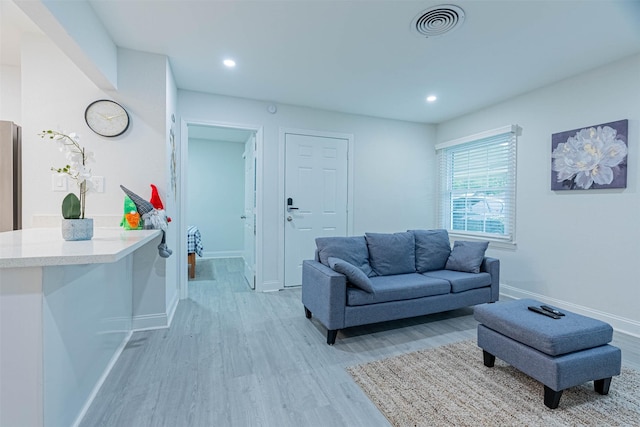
52, 175, 68, 192
91, 176, 105, 193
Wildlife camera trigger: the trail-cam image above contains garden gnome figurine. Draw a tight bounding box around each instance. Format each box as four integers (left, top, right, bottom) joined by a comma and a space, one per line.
119, 185, 172, 258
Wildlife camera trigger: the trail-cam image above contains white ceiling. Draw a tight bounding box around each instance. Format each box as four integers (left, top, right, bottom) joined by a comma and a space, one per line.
5, 0, 640, 124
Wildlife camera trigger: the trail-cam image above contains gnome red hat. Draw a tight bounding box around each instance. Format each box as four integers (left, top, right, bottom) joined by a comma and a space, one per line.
149, 184, 164, 210
149, 184, 171, 222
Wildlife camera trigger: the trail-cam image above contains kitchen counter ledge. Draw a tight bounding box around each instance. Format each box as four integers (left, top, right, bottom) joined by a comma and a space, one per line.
0, 227, 161, 268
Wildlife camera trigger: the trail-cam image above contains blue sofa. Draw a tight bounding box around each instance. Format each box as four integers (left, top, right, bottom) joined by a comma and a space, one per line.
302, 230, 500, 344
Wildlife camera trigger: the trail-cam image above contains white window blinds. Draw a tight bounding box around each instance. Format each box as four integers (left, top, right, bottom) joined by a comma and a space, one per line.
436, 125, 517, 242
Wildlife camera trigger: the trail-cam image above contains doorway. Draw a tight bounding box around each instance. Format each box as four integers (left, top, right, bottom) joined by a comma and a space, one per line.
180, 121, 262, 297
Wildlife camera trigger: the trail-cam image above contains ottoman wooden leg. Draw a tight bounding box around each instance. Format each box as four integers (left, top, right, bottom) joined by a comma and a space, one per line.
594, 377, 612, 395
483, 350, 495, 367
544, 386, 563, 409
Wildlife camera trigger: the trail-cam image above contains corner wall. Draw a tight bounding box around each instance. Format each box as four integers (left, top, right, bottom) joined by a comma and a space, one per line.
20, 35, 177, 329
436, 53, 640, 335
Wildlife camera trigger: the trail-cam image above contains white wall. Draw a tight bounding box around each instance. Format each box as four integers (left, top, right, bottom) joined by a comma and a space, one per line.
164, 60, 179, 321
0, 65, 21, 124
188, 138, 245, 257
436, 53, 640, 335
179, 91, 436, 290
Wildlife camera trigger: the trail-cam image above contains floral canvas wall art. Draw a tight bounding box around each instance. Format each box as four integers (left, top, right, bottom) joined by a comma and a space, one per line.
551, 119, 628, 190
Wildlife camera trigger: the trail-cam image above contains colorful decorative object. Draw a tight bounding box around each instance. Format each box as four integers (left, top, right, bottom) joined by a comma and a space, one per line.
120, 184, 172, 258
551, 119, 628, 190
120, 195, 142, 230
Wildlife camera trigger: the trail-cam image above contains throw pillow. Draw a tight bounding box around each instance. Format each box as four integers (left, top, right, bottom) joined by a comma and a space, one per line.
445, 240, 489, 274
316, 236, 375, 277
365, 231, 416, 276
411, 229, 451, 272
328, 257, 375, 293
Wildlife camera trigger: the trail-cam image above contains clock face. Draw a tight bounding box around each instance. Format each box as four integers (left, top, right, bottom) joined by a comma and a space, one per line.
84, 100, 130, 137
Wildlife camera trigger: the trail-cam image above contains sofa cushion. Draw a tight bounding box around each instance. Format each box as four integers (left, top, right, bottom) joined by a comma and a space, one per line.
445, 240, 489, 274
346, 273, 450, 306
316, 236, 375, 277
422, 269, 492, 293
411, 229, 451, 272
328, 257, 374, 293
365, 232, 415, 276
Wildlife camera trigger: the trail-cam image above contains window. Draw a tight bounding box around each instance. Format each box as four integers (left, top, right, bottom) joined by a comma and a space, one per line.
436, 125, 517, 243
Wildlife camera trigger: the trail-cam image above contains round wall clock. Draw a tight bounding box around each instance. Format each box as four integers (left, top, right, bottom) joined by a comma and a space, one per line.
84, 99, 130, 137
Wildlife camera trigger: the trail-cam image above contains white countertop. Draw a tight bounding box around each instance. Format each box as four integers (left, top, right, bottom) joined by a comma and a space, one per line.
0, 228, 162, 268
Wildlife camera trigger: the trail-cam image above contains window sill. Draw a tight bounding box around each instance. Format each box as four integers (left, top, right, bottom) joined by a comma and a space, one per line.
448, 232, 517, 251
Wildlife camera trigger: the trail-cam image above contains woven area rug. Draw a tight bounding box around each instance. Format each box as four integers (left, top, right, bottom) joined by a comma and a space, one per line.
347, 340, 640, 426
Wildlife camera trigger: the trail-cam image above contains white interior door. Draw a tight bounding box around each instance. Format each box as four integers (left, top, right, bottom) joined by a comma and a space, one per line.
243, 134, 256, 289
284, 133, 348, 287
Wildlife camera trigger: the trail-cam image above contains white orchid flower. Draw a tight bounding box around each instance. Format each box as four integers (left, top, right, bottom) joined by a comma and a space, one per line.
39, 129, 96, 219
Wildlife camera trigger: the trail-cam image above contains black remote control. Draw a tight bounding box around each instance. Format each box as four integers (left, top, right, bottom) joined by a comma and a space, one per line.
528, 306, 560, 319
540, 305, 565, 316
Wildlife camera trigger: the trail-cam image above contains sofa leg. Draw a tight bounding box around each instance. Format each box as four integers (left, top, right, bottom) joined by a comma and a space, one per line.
327, 329, 338, 345
594, 377, 612, 395
304, 306, 312, 319
543, 386, 563, 409
483, 350, 495, 367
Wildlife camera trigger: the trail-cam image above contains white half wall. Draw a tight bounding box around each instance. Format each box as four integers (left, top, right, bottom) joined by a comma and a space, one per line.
179, 92, 436, 290
436, 53, 640, 336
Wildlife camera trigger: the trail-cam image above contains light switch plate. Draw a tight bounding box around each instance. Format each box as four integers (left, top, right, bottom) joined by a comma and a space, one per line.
52, 175, 68, 192
91, 176, 105, 193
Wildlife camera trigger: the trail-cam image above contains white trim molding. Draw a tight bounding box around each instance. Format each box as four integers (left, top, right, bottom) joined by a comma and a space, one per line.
435, 124, 517, 150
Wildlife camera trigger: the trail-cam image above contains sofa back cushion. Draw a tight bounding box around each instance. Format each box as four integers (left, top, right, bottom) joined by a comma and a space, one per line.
445, 240, 489, 273
315, 236, 375, 277
365, 231, 416, 276
411, 229, 451, 272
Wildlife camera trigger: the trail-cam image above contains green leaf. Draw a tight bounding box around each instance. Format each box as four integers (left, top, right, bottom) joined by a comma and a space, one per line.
62, 193, 81, 219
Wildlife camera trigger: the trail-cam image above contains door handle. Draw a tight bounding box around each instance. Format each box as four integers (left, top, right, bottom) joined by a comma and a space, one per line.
240, 215, 247, 219
287, 197, 298, 212
287, 216, 293, 222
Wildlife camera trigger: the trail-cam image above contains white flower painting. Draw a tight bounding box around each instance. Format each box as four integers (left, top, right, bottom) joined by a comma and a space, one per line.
551, 120, 628, 190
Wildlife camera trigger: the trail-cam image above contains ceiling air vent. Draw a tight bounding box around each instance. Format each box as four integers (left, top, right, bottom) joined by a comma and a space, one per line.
411, 5, 465, 38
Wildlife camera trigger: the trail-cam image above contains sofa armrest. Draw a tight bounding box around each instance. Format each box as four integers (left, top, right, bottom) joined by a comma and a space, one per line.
481, 257, 500, 302
302, 260, 347, 330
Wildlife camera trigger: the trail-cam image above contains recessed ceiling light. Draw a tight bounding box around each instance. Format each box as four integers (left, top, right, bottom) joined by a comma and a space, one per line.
223, 59, 236, 68
426, 95, 437, 103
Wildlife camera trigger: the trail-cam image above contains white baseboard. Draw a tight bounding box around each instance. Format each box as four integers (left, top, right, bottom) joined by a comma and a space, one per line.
71, 330, 133, 427
501, 284, 640, 338
166, 292, 179, 327
132, 312, 168, 331
202, 250, 243, 259
259, 280, 282, 292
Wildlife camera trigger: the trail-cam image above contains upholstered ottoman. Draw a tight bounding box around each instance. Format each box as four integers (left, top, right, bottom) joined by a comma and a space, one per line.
474, 298, 621, 409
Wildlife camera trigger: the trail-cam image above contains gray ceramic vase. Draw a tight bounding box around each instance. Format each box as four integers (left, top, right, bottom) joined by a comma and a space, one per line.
61, 218, 94, 241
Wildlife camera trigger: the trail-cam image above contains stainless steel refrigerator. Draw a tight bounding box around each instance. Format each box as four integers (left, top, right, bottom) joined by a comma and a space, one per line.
0, 121, 22, 231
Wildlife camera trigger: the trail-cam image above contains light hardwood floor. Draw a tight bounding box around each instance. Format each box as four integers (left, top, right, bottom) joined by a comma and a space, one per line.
81, 258, 640, 427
